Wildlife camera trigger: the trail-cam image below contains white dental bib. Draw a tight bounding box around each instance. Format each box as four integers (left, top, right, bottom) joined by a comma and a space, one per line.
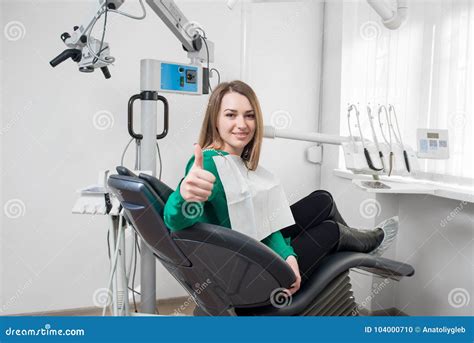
212, 153, 295, 241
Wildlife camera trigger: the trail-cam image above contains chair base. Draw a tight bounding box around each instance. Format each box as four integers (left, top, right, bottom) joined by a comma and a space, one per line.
301, 271, 358, 316
194, 271, 359, 316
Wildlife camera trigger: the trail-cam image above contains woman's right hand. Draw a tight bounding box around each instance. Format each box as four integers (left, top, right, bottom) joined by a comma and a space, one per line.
285, 255, 301, 296
180, 144, 216, 202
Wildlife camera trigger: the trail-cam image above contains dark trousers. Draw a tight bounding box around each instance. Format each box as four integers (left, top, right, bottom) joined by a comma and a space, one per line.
281, 190, 346, 284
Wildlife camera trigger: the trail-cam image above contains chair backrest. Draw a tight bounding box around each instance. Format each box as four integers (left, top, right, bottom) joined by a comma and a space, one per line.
108, 171, 296, 315
108, 174, 190, 267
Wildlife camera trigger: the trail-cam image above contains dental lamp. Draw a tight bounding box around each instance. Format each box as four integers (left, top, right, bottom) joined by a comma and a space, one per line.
50, 0, 214, 82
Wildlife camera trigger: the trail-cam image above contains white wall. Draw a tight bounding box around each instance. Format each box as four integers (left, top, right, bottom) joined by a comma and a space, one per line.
320, 1, 473, 316
1, 0, 322, 314
394, 195, 473, 316
245, 0, 324, 200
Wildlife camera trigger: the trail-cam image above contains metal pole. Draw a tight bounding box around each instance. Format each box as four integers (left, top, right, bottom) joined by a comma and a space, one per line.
138, 59, 159, 314
118, 219, 129, 316
110, 216, 119, 316
263, 125, 351, 146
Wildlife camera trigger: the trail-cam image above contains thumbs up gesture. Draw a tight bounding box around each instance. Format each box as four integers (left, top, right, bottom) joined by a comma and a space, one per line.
180, 144, 216, 202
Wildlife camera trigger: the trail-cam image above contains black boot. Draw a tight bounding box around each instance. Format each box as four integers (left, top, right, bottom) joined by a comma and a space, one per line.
336, 222, 384, 253
328, 200, 348, 226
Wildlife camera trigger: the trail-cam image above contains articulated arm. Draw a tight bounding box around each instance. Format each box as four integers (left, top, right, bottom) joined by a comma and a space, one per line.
50, 0, 214, 79
366, 0, 408, 30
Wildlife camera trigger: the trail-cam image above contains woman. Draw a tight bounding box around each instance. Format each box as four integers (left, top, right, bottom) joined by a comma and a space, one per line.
164, 80, 396, 296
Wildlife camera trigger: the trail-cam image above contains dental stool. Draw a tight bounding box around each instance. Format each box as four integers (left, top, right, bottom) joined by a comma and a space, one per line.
108, 168, 414, 316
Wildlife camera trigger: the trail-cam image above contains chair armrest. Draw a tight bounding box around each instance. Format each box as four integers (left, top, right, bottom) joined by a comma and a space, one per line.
172, 222, 296, 288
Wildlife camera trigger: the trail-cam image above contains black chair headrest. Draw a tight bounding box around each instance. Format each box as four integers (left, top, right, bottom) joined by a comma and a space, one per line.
116, 166, 137, 177
139, 173, 174, 203
114, 166, 174, 203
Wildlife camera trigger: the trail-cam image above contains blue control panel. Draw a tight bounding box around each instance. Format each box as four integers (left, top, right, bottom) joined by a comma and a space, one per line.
160, 63, 198, 93
416, 128, 449, 159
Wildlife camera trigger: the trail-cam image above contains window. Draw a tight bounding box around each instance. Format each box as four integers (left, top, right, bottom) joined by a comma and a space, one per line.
340, 0, 473, 182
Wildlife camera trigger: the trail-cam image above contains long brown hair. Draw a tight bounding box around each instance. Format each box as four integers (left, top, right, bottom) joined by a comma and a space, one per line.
198, 80, 263, 170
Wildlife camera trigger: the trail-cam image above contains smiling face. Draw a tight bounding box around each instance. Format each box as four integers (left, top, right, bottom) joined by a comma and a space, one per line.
216, 91, 256, 156
198, 80, 263, 170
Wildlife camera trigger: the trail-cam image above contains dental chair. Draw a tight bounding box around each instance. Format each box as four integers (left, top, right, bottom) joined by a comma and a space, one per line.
108, 167, 414, 316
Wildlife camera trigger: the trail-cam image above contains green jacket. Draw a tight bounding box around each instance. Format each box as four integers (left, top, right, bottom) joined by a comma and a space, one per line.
163, 149, 297, 260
